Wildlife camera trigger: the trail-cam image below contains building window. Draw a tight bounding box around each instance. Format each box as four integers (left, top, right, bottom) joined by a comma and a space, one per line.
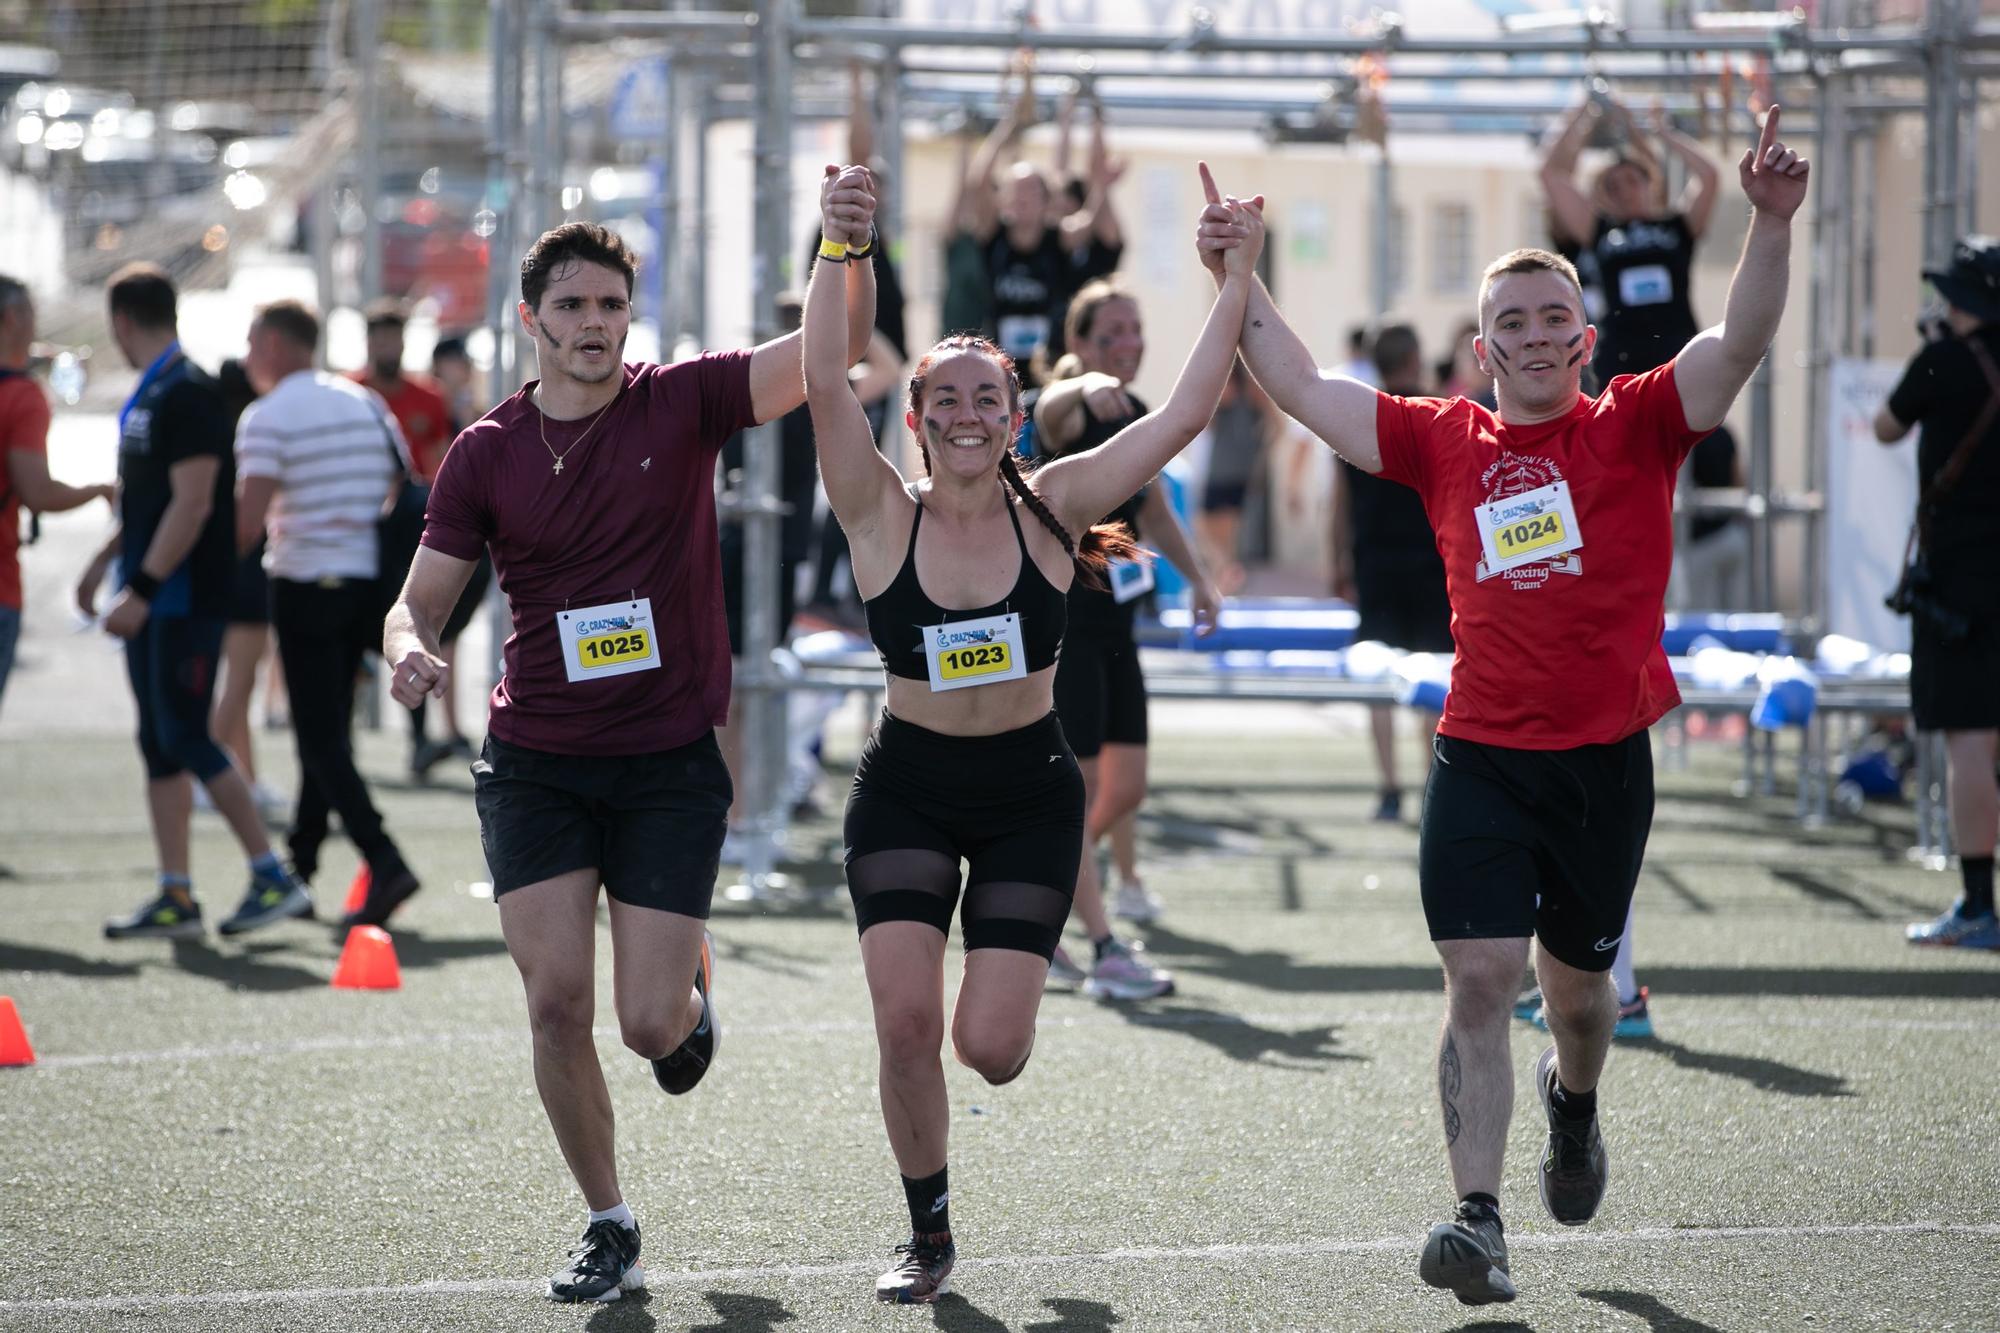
1432, 202, 1473, 295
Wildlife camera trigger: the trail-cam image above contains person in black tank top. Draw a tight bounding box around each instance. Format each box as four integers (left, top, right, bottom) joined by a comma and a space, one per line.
1031, 280, 1223, 999
802, 167, 1263, 1305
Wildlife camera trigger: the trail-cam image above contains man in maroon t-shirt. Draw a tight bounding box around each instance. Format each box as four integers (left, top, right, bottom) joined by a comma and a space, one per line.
1202, 111, 1809, 1304
384, 171, 880, 1302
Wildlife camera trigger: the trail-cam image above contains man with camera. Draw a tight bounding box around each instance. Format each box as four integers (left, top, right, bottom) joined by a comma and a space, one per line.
1874, 236, 2000, 951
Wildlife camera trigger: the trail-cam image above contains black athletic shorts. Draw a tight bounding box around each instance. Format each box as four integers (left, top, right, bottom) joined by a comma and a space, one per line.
1052, 629, 1148, 758
124, 615, 230, 782
1418, 730, 1654, 972
1354, 552, 1454, 654
843, 710, 1084, 958
441, 553, 493, 645
472, 731, 731, 914
1910, 554, 2000, 731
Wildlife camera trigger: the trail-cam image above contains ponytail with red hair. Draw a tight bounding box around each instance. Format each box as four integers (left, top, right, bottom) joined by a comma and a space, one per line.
907, 335, 1142, 591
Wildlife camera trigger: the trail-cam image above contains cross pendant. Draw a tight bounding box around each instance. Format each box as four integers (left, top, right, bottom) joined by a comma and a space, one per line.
553, 457, 564, 474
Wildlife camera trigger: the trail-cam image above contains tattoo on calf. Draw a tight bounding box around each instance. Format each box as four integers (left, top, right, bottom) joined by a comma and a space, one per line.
1440, 1031, 1464, 1146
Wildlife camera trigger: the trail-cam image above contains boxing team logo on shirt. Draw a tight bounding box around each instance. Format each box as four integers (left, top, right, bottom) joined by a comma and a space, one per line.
1473, 453, 1583, 590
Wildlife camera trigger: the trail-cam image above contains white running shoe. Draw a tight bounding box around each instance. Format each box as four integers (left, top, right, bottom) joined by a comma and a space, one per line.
1083, 938, 1175, 1001
1111, 880, 1164, 923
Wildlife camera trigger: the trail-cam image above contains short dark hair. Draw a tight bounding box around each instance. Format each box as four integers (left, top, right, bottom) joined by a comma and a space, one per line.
520, 222, 638, 312
107, 263, 178, 331
254, 298, 321, 353
431, 335, 470, 366
1370, 321, 1422, 384
363, 297, 410, 331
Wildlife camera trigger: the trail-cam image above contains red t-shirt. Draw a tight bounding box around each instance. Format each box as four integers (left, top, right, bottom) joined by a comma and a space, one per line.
1374, 362, 1709, 749
421, 353, 757, 756
0, 374, 53, 610
352, 372, 453, 482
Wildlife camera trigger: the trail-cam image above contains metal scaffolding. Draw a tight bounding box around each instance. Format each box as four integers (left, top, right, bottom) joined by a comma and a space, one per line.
488, 0, 1992, 885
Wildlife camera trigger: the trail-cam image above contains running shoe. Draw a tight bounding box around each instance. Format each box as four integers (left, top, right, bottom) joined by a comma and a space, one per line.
1613, 987, 1655, 1039
1418, 1201, 1515, 1306
104, 891, 205, 940
1907, 903, 2000, 949
1535, 1045, 1609, 1226
546, 1219, 644, 1303
251, 781, 291, 822
409, 738, 456, 779
875, 1232, 955, 1304
652, 930, 719, 1095
1373, 788, 1403, 822
217, 869, 314, 937
1083, 938, 1175, 1001
1112, 880, 1164, 923
1045, 944, 1087, 990
1512, 987, 1543, 1023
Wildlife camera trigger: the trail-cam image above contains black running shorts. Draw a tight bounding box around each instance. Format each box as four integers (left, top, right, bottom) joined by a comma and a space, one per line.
1051, 629, 1148, 758
843, 710, 1084, 958
473, 732, 731, 915
1418, 730, 1654, 972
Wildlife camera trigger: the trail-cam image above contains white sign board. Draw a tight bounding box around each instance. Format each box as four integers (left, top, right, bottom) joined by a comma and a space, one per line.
1823, 357, 1914, 653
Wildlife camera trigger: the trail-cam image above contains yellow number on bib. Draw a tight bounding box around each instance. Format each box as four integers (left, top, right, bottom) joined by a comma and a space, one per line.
936, 642, 1014, 681
1495, 512, 1567, 556
578, 628, 651, 668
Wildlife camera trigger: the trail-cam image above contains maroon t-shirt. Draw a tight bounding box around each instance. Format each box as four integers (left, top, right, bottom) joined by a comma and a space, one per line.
421, 352, 757, 755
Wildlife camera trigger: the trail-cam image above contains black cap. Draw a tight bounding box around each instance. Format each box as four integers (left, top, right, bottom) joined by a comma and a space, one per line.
1924, 235, 2000, 323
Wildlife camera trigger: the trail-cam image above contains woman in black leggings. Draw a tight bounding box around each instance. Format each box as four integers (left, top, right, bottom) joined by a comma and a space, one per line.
803, 163, 1262, 1305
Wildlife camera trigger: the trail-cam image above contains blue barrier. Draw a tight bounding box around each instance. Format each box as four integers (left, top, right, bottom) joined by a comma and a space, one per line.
1154, 601, 1790, 657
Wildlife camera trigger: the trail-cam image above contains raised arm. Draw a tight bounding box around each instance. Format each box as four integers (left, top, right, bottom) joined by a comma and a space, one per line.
1675, 106, 1810, 433
803, 188, 903, 541
955, 56, 1031, 243
1539, 96, 1600, 247
1032, 370, 1136, 455
748, 165, 878, 424
847, 62, 875, 168
1653, 107, 1723, 238
1038, 166, 1259, 533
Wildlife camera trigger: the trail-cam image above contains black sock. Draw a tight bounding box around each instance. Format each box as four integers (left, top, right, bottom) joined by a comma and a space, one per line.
1960, 856, 1995, 918
901, 1166, 950, 1238
1091, 933, 1116, 963
1551, 1080, 1597, 1122
1460, 1192, 1500, 1214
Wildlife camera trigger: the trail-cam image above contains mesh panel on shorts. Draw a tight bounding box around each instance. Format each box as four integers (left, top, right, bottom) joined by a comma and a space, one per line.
961, 880, 1072, 958
847, 849, 961, 937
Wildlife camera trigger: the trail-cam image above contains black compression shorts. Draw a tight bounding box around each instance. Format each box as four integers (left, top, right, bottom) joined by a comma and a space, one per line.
1051, 629, 1148, 758
843, 710, 1084, 959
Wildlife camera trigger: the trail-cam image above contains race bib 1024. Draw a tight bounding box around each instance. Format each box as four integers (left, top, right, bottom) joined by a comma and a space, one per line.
1474, 480, 1584, 575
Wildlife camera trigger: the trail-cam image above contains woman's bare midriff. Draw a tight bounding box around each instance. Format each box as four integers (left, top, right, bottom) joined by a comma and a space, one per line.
883, 667, 1058, 737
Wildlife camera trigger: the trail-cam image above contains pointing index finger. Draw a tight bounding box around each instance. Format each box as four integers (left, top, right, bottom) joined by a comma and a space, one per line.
1756, 105, 1781, 164
1198, 161, 1221, 206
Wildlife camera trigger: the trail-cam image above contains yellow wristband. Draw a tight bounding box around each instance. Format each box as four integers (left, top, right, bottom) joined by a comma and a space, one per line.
818, 236, 849, 262
846, 228, 876, 259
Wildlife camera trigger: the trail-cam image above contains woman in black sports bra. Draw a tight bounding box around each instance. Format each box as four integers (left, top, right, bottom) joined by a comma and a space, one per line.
803, 162, 1263, 1306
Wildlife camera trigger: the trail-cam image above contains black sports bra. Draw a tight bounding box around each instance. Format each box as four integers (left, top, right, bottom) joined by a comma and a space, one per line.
864, 487, 1068, 682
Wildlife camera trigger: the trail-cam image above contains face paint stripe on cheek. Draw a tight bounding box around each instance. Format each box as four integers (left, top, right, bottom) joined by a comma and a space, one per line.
1567, 350, 1584, 367
1565, 333, 1583, 348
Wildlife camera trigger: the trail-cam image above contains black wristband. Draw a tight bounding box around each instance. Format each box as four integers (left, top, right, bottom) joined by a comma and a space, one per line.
846, 226, 878, 259
126, 569, 162, 601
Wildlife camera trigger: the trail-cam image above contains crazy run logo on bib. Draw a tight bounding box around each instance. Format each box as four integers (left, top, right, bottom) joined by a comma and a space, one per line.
1473, 453, 1583, 591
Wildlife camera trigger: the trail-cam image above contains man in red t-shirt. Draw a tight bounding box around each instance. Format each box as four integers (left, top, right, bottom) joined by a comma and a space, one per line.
1204, 111, 1810, 1304
0, 275, 115, 713
382, 171, 880, 1301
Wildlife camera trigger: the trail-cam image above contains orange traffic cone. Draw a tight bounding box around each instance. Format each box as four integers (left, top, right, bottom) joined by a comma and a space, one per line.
342, 865, 371, 916
0, 996, 36, 1066
330, 926, 401, 991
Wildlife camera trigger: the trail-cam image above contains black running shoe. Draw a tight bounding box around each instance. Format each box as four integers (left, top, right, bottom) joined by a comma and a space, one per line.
652, 930, 719, 1095
104, 891, 204, 940
339, 867, 420, 929
546, 1219, 644, 1303
1536, 1044, 1610, 1225
875, 1232, 955, 1304
1419, 1202, 1516, 1305
218, 870, 315, 936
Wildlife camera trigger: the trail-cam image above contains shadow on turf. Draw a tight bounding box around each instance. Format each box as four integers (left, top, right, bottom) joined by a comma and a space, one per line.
688, 1289, 799, 1331
1132, 925, 2000, 1002
1627, 1036, 1852, 1098
0, 940, 144, 978
1577, 1288, 1728, 1332
1108, 1002, 1366, 1068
